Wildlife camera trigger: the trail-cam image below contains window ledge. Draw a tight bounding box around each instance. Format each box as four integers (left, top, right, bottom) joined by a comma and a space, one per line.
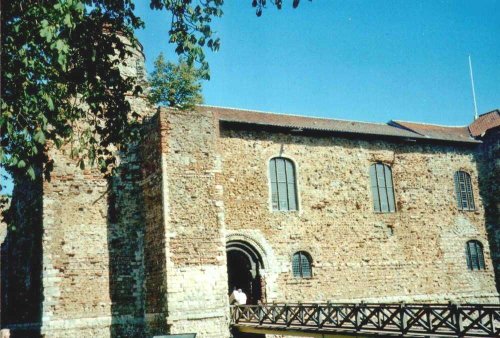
288, 277, 314, 284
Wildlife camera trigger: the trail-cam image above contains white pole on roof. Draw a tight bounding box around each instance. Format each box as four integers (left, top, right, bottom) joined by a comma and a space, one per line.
468, 55, 479, 120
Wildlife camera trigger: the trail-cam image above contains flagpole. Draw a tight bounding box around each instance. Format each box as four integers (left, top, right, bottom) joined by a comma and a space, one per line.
468, 55, 479, 120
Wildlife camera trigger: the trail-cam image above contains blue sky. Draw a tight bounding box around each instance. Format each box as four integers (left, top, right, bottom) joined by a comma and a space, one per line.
136, 0, 499, 125
1, 1, 499, 195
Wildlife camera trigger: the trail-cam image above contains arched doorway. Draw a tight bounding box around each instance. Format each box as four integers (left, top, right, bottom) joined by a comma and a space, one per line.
226, 240, 265, 305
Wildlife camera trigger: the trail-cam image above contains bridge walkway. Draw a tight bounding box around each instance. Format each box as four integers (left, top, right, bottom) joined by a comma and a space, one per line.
230, 303, 500, 337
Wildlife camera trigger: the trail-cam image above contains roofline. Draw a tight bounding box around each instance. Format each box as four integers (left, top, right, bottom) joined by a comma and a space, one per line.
470, 124, 500, 138
220, 119, 481, 145
478, 109, 500, 117
391, 119, 469, 128
202, 105, 480, 130
389, 120, 479, 143
199, 105, 390, 126
197, 105, 481, 144
388, 121, 426, 137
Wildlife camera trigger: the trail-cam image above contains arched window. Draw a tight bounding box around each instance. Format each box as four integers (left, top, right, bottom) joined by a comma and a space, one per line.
269, 157, 298, 211
454, 171, 475, 211
292, 251, 312, 278
369, 163, 396, 213
465, 240, 485, 270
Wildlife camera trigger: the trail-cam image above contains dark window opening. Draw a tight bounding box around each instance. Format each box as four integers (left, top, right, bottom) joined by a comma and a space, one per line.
292, 251, 312, 278
465, 240, 485, 271
369, 163, 396, 213
454, 171, 475, 211
270, 157, 298, 211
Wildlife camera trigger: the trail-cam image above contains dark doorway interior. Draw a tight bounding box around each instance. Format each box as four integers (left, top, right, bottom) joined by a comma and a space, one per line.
227, 250, 253, 299
226, 241, 264, 305
230, 328, 265, 338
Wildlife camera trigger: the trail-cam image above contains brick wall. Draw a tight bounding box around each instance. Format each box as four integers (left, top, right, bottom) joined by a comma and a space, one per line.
1, 173, 43, 337
477, 128, 500, 291
1, 32, 151, 337
141, 113, 168, 335
158, 108, 230, 338
219, 125, 498, 304
2, 107, 498, 338
36, 135, 146, 337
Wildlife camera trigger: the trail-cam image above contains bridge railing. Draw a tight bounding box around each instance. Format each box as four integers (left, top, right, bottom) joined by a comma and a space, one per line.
231, 302, 500, 337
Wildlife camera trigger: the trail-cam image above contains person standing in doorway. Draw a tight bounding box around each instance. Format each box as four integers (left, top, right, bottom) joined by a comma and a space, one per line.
229, 287, 247, 305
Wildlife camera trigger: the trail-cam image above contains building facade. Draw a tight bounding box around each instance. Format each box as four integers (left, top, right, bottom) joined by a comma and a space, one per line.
1, 34, 499, 337
1, 102, 499, 338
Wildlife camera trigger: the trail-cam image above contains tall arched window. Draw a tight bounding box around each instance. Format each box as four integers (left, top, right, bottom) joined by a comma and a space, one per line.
454, 171, 475, 211
269, 157, 298, 211
369, 163, 396, 213
292, 251, 312, 278
465, 240, 485, 270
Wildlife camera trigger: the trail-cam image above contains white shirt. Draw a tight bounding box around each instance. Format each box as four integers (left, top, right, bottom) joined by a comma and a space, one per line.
230, 289, 247, 305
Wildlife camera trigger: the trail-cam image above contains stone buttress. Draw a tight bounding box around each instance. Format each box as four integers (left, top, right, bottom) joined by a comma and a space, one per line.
142, 108, 230, 337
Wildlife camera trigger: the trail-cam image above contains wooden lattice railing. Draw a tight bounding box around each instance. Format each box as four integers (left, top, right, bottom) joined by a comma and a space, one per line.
231, 303, 500, 337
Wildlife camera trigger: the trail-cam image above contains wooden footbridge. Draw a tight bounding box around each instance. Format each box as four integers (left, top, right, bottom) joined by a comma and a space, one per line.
231, 303, 500, 337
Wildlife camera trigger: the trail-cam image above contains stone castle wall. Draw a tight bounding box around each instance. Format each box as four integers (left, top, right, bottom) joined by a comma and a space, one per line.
1, 34, 151, 337
2, 136, 151, 337
36, 136, 146, 337
141, 113, 168, 335
2, 106, 498, 338
218, 124, 498, 304
1, 173, 43, 337
477, 128, 500, 291
157, 108, 230, 338
40, 147, 118, 337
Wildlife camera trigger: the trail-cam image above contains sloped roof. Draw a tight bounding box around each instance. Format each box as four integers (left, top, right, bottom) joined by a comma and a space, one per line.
198, 106, 480, 144
389, 120, 478, 143
469, 110, 500, 137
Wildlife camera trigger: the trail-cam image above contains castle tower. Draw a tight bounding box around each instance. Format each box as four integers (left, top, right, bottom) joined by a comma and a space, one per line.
1, 31, 153, 337
140, 108, 230, 337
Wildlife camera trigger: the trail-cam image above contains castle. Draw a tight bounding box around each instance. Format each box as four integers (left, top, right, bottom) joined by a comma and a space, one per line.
1, 42, 499, 338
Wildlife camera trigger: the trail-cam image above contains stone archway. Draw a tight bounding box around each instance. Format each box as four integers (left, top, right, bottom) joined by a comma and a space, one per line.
226, 240, 265, 305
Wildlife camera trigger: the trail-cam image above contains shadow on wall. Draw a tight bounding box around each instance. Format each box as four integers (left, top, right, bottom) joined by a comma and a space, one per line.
1, 172, 43, 338
230, 329, 265, 338
0, 148, 148, 338
474, 129, 500, 293
107, 142, 146, 338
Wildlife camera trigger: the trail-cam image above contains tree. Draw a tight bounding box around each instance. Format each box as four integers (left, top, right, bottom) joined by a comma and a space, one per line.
0, 0, 308, 181
148, 54, 203, 110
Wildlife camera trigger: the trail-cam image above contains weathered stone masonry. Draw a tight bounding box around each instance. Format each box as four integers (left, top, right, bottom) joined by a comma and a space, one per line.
473, 112, 500, 292
1, 35, 151, 337
1, 106, 499, 338
1, 174, 43, 336
141, 113, 168, 335
159, 109, 228, 337
141, 108, 229, 337
219, 121, 496, 304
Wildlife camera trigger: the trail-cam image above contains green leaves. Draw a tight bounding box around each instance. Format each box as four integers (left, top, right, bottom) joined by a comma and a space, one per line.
159, 0, 224, 79
1, 0, 142, 180
39, 20, 54, 42
27, 167, 36, 180
148, 53, 204, 110
2, 0, 308, 182
253, 0, 309, 15
63, 13, 73, 28
34, 130, 46, 145
43, 94, 55, 111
